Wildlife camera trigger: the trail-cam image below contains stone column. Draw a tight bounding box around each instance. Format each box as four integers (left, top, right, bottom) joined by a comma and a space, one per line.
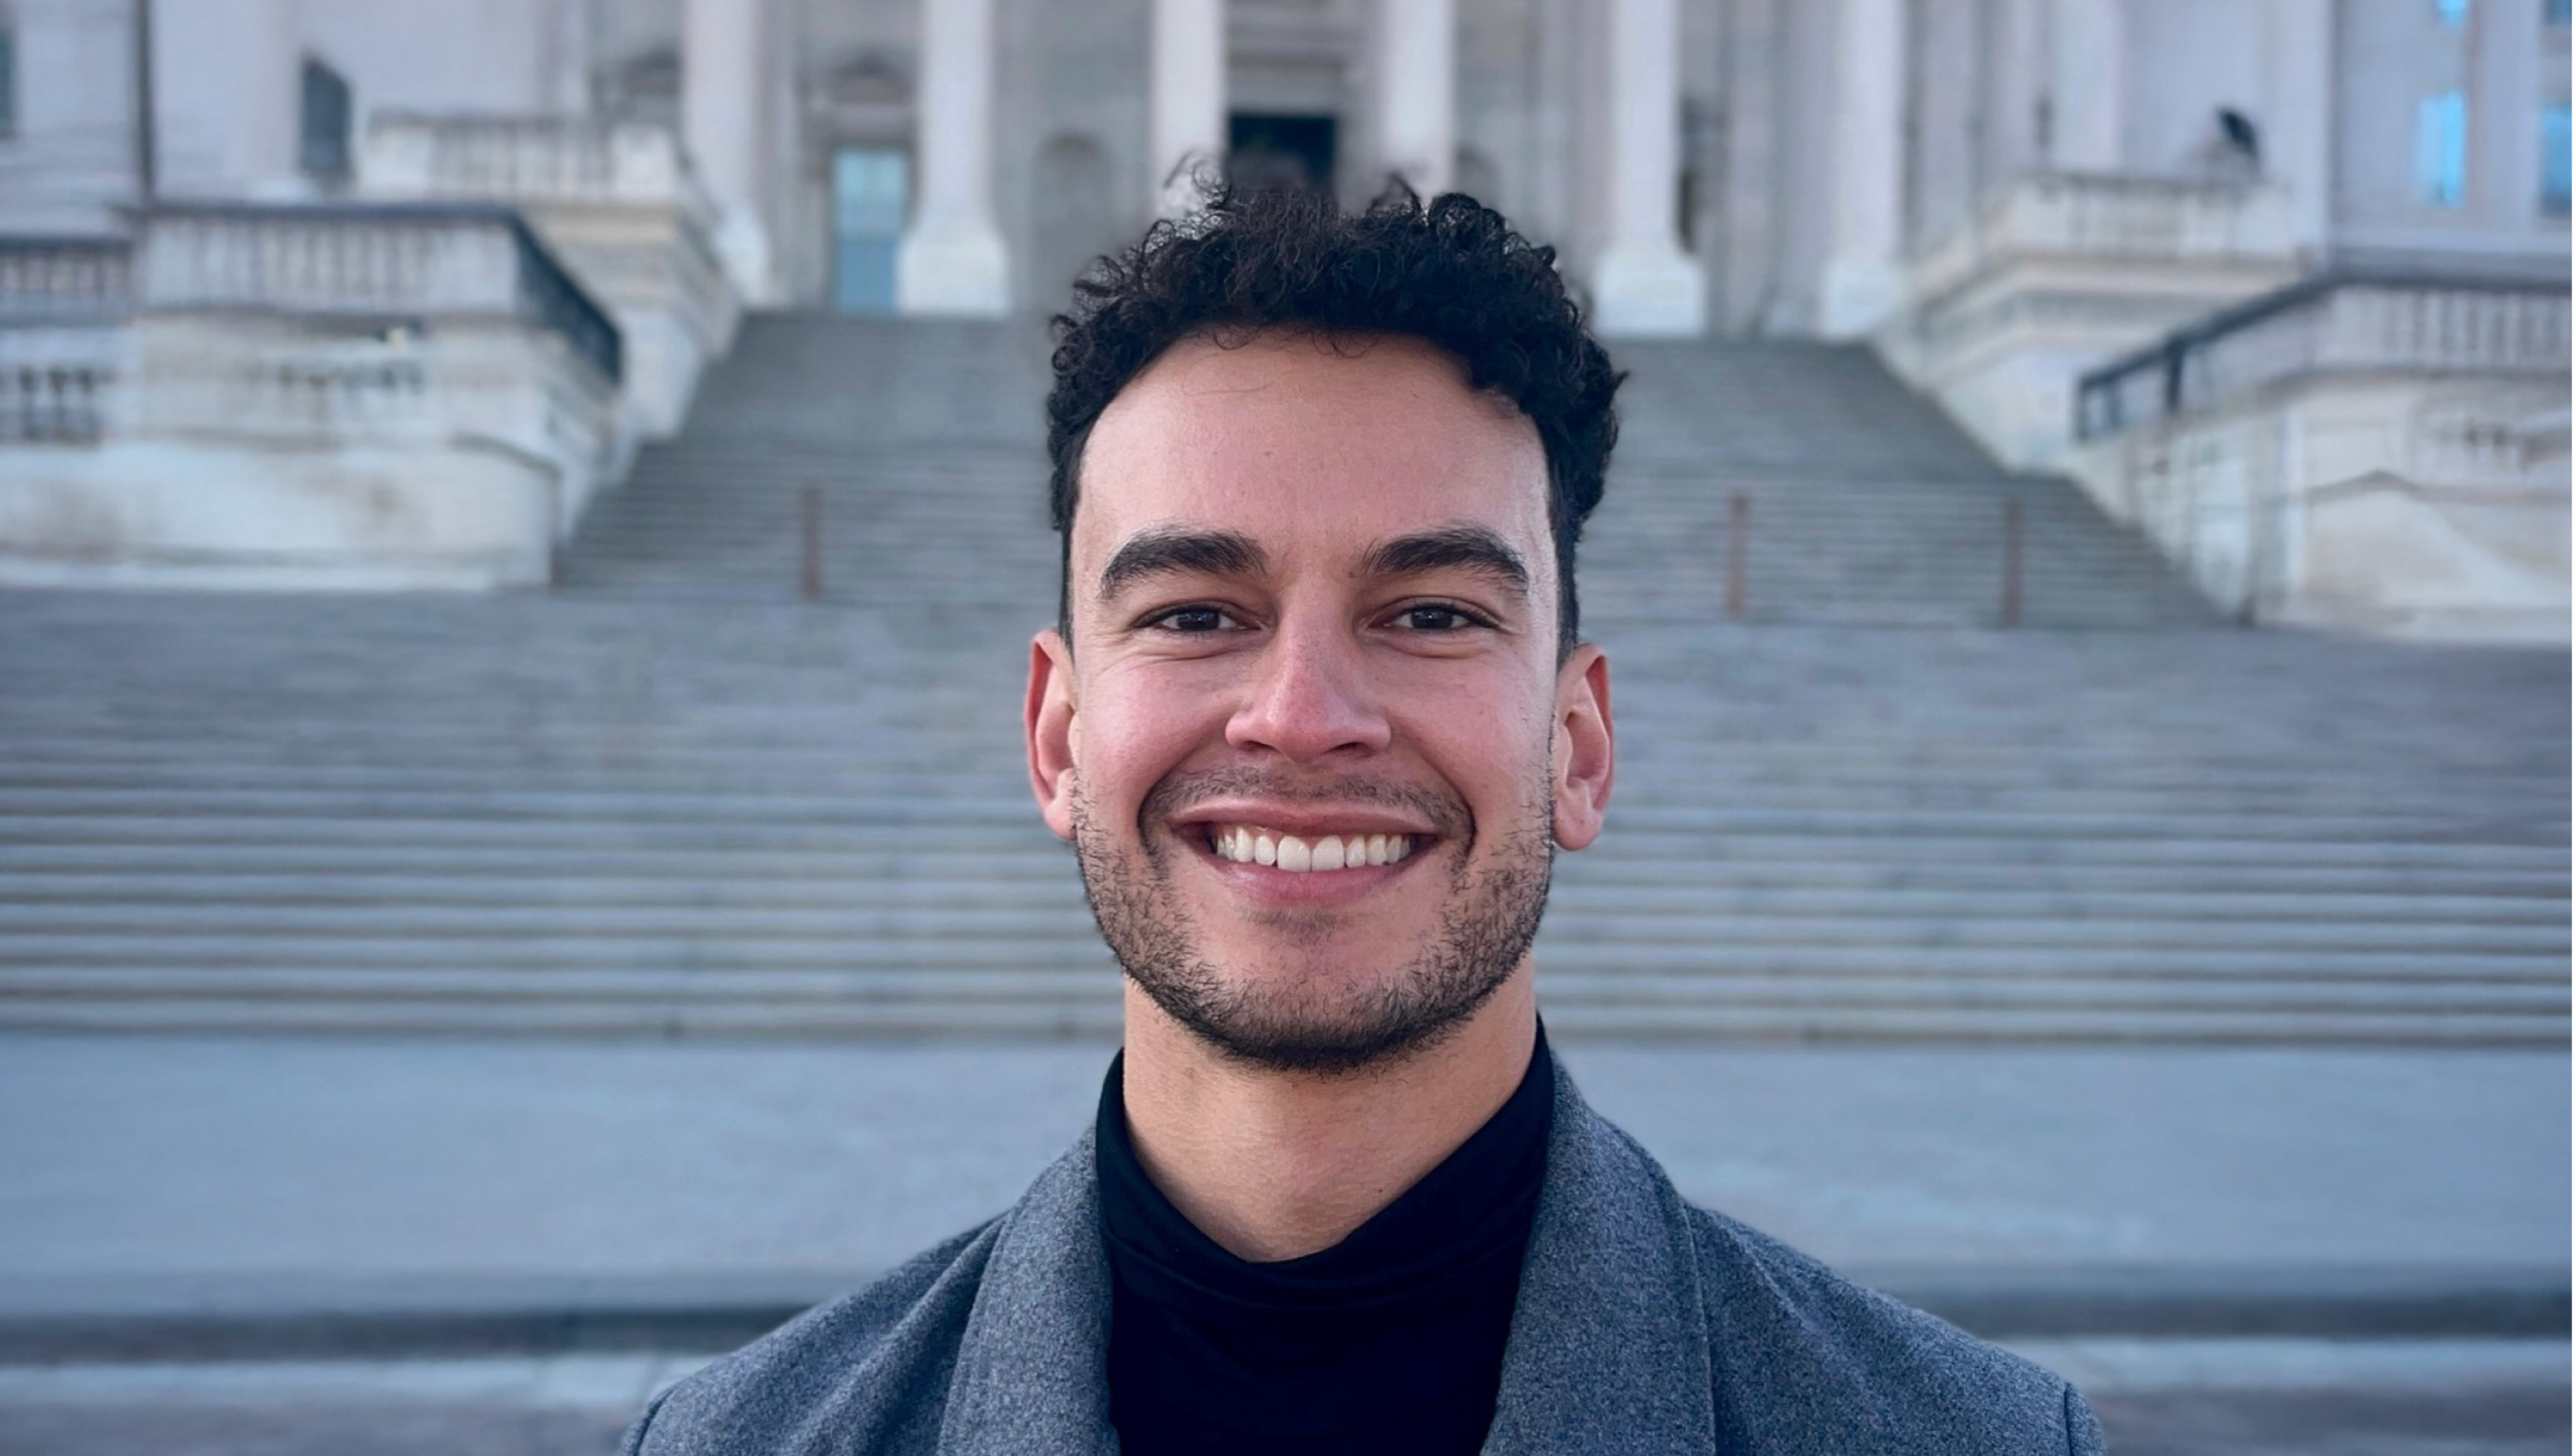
150, 0, 302, 200
2263, 0, 2334, 257
684, 0, 775, 304
1376, 0, 1454, 196
897, 0, 1010, 315
546, 0, 595, 117
1589, 0, 1705, 338
1151, 0, 1226, 215
1818, 0, 1905, 338
2049, 0, 2124, 171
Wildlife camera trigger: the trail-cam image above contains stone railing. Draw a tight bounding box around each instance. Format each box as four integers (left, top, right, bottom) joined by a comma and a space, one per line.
137, 202, 622, 385
0, 238, 135, 324
2069, 270, 2570, 641
1879, 170, 2305, 473
357, 116, 735, 442
2076, 272, 2571, 440
362, 114, 722, 236
1908, 171, 2298, 304
0, 361, 111, 443
0, 238, 135, 444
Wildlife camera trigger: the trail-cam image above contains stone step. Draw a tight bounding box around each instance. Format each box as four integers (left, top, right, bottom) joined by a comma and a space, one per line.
3, 996, 2554, 1046
2, 847, 2554, 899
0, 934, 2554, 987
0, 780, 2554, 830
7, 872, 2558, 925
2, 899, 2562, 954
1, 967, 2558, 1015
2, 317, 2560, 1046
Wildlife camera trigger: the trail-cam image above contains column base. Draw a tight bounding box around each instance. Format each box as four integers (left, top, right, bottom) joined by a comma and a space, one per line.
1590, 242, 1707, 339
711, 205, 777, 309
1818, 256, 1906, 340
897, 220, 1012, 318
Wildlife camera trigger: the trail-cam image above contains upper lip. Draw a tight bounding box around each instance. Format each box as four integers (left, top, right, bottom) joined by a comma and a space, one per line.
1169, 803, 1442, 840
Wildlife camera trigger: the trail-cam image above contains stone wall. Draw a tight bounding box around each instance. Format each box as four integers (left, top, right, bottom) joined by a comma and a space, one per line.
2072, 275, 2570, 642
1875, 171, 2303, 471
0, 206, 622, 591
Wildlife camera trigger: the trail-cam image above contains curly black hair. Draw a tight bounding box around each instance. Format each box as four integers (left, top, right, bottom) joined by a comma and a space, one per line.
1045, 181, 1624, 659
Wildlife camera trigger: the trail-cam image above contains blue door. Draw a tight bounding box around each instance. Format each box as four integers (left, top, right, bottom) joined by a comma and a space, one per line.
833, 147, 908, 314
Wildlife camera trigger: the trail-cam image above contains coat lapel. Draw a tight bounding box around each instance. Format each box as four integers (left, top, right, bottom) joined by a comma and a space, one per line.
935, 1129, 1121, 1456
1483, 1060, 1721, 1455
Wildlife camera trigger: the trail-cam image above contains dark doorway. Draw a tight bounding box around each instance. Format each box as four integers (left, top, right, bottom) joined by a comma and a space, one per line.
1228, 113, 1336, 194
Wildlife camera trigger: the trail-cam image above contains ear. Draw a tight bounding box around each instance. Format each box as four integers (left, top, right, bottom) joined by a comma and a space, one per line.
1026, 630, 1078, 842
1550, 643, 1614, 851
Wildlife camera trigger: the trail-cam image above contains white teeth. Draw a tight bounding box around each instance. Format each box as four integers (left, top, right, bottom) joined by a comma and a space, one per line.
1212, 826, 1416, 873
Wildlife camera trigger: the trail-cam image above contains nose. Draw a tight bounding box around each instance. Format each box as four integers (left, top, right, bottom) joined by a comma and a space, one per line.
1225, 611, 1391, 763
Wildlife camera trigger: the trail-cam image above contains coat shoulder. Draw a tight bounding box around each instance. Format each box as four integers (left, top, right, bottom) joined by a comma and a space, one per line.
623, 1220, 1001, 1456
1682, 1204, 2103, 1455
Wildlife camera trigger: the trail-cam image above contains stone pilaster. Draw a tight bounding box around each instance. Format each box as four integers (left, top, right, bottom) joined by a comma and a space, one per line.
896, 0, 1010, 316
150, 0, 303, 200
1818, 0, 1906, 338
2049, 0, 2124, 171
1376, 0, 1454, 196
683, 0, 775, 304
1588, 0, 1705, 338
1151, 0, 1226, 214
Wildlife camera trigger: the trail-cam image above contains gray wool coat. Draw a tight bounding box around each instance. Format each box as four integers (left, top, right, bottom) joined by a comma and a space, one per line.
626, 1058, 2103, 1455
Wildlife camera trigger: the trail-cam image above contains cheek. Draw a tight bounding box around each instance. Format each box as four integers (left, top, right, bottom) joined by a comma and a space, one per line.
1074, 672, 1230, 808
1397, 689, 1551, 811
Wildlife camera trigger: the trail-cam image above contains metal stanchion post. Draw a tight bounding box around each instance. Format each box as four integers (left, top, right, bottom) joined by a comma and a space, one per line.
2001, 496, 2024, 628
1726, 491, 1748, 621
801, 484, 825, 602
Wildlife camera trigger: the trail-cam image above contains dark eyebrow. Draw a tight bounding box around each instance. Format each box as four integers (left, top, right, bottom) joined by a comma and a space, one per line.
1358, 526, 1531, 599
1097, 528, 1271, 600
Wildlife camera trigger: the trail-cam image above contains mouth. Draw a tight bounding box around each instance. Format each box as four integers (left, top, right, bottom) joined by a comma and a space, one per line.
1200, 823, 1423, 873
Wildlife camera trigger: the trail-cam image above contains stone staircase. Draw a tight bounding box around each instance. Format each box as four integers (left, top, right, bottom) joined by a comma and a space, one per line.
0, 315, 2561, 1043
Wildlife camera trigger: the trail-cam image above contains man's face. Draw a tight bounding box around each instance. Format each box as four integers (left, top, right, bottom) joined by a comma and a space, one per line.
1026, 331, 1613, 1074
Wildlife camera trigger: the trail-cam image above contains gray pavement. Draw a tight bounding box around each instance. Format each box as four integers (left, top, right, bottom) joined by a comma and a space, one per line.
0, 1034, 2560, 1307
0, 1032, 2566, 1450
0, 1342, 2563, 1455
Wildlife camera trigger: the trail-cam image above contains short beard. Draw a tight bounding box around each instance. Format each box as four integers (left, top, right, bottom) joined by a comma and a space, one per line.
1069, 765, 1554, 1076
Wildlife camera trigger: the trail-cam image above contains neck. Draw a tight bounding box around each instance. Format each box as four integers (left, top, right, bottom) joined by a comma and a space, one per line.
1117, 968, 1539, 1263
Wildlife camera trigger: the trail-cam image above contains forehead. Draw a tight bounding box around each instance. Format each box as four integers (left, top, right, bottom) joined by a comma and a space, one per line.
1073, 332, 1551, 576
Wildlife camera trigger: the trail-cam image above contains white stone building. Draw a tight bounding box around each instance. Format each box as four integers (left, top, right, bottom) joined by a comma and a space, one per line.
0, 0, 2565, 634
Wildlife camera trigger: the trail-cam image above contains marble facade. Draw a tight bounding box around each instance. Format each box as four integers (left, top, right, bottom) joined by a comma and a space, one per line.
0, 0, 2563, 634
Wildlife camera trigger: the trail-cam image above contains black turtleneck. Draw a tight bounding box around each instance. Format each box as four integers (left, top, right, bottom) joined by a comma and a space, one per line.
1094, 1030, 1554, 1455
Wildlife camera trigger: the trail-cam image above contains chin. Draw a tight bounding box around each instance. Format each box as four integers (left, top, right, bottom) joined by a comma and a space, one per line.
1133, 956, 1512, 1077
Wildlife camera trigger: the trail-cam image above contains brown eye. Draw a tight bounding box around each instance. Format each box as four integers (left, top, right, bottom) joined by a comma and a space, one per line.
1154, 607, 1234, 632
1402, 606, 1474, 632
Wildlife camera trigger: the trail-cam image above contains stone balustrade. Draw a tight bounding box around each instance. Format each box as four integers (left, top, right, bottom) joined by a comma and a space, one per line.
0, 239, 133, 444
0, 205, 627, 590
360, 116, 738, 442
2079, 273, 2571, 438
363, 114, 723, 236
1908, 172, 2297, 304
1877, 169, 2303, 472
2069, 272, 2571, 642
138, 203, 621, 385
0, 239, 134, 325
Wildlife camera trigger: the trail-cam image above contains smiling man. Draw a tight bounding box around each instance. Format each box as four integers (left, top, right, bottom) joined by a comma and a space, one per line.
626, 187, 2101, 1455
